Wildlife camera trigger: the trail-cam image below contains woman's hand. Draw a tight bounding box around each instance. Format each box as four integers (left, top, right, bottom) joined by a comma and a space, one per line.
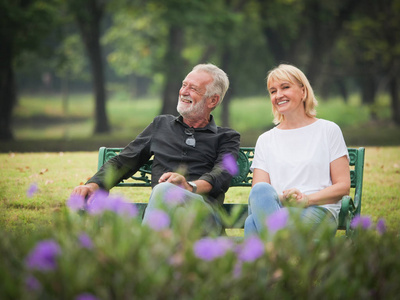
282, 188, 309, 207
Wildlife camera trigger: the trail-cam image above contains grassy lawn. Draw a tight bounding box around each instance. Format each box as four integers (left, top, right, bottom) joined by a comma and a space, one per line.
1, 147, 399, 236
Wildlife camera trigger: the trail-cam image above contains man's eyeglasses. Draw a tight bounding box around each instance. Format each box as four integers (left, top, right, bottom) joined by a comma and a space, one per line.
184, 128, 196, 147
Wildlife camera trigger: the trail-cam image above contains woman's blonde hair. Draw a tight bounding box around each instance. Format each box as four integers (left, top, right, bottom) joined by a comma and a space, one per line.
266, 64, 318, 125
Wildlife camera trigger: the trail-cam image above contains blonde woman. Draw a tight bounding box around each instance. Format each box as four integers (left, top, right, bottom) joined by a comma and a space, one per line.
244, 64, 350, 237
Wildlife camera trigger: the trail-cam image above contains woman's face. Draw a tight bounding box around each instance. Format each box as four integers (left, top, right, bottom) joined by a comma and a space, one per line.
268, 78, 305, 117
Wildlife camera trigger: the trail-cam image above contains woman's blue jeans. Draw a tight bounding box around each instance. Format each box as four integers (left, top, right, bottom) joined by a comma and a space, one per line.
244, 182, 337, 237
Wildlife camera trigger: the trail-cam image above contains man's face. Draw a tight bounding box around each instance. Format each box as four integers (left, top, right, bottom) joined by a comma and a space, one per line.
177, 71, 213, 119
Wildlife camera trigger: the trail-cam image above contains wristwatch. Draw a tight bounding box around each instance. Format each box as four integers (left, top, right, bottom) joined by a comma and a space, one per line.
188, 181, 197, 193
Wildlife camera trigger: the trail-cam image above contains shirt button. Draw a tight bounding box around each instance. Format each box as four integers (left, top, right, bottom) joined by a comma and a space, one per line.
182, 151, 187, 156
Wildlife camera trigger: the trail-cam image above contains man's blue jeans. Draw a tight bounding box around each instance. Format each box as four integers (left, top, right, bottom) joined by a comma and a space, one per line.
244, 182, 337, 237
142, 182, 221, 233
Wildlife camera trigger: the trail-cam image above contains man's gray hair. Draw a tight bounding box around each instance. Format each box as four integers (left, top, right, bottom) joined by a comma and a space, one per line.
192, 63, 229, 106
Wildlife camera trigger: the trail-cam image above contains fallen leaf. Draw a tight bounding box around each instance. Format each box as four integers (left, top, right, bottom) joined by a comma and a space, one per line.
39, 168, 49, 175
45, 180, 54, 185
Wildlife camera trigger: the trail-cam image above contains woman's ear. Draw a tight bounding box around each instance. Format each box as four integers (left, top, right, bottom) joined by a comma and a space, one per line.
302, 86, 307, 101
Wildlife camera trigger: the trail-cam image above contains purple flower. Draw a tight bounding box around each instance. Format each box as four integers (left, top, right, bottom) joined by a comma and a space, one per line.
222, 153, 239, 176
67, 194, 85, 212
78, 233, 93, 249
86, 190, 109, 215
237, 236, 264, 262
75, 293, 99, 300
108, 196, 138, 218
27, 183, 38, 198
194, 237, 234, 261
164, 186, 186, 206
25, 239, 61, 272
376, 218, 386, 235
145, 210, 170, 231
350, 215, 372, 230
266, 209, 289, 233
86, 191, 137, 218
25, 275, 41, 291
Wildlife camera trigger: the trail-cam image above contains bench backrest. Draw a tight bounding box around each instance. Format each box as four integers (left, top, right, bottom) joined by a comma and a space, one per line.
98, 147, 364, 197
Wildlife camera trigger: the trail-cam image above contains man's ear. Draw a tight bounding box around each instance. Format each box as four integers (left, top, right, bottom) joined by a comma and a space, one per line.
208, 95, 220, 109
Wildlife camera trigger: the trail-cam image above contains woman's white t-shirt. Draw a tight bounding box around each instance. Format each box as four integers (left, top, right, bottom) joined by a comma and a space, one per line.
251, 119, 349, 222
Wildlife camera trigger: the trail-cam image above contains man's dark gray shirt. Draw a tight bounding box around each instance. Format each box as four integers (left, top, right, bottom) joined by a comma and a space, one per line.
87, 115, 241, 205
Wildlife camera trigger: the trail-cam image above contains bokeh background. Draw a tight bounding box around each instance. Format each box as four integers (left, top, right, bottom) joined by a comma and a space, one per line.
1, 0, 399, 151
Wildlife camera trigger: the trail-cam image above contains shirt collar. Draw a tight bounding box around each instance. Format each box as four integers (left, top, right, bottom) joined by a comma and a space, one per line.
175, 115, 218, 133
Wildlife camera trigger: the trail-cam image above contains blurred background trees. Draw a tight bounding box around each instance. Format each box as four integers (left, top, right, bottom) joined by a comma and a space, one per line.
1, 0, 399, 140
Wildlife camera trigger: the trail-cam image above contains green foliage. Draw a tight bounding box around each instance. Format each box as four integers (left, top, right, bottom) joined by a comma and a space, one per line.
0, 0, 60, 53
54, 34, 90, 81
1, 203, 400, 299
104, 4, 166, 77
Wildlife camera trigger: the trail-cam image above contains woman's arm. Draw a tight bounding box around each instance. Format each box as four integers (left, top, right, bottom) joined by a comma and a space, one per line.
299, 155, 351, 206
252, 168, 271, 187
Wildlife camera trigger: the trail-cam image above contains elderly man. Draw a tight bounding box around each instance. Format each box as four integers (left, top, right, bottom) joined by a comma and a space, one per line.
72, 64, 240, 229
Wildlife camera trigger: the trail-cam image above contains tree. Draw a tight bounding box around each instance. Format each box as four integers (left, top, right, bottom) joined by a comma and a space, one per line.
0, 0, 59, 140
55, 34, 90, 115
67, 0, 110, 133
106, 0, 229, 115
257, 0, 360, 94
337, 0, 400, 123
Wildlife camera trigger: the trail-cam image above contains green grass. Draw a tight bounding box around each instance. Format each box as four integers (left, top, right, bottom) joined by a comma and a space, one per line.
1, 147, 399, 236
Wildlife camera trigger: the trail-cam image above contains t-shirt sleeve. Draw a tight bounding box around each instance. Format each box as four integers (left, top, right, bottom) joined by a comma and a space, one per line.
327, 121, 349, 162
250, 134, 269, 173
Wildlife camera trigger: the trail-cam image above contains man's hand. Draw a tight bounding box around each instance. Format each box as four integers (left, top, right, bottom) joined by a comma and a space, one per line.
71, 182, 100, 199
159, 172, 186, 185
158, 172, 193, 191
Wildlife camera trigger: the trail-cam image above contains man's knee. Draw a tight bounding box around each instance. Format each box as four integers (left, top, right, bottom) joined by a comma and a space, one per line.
152, 182, 175, 195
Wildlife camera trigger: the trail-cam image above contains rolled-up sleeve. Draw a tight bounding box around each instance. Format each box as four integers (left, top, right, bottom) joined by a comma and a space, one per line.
199, 129, 240, 204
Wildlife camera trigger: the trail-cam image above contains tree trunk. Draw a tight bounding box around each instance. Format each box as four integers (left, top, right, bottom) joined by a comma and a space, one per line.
160, 25, 186, 115
62, 76, 69, 116
220, 47, 233, 127
0, 33, 15, 140
359, 73, 378, 121
73, 0, 110, 134
390, 76, 400, 125
336, 79, 349, 103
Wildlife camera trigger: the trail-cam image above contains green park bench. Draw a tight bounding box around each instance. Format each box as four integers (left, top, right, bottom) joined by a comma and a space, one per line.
97, 146, 365, 236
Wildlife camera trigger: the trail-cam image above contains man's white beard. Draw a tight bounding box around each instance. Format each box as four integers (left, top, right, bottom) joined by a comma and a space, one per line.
177, 96, 207, 118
